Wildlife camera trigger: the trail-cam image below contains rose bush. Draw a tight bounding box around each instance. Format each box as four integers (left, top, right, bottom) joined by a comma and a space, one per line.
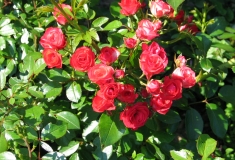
0, 0, 235, 159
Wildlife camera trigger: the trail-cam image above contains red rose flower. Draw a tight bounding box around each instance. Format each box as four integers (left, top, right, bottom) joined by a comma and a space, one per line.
118, 0, 141, 16
140, 42, 168, 80
52, 4, 73, 25
150, 0, 173, 18
70, 46, 95, 72
117, 84, 138, 103
136, 19, 162, 41
97, 82, 120, 100
171, 66, 196, 88
92, 95, 115, 113
174, 10, 185, 25
114, 69, 125, 79
98, 47, 120, 65
146, 79, 162, 95
120, 102, 150, 130
40, 27, 66, 50
123, 37, 137, 49
88, 64, 114, 86
140, 88, 149, 98
161, 76, 182, 100
42, 48, 62, 68
150, 96, 172, 115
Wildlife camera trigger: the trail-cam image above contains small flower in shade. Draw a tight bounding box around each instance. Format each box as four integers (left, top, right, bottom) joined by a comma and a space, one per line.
175, 55, 187, 67
98, 47, 120, 65
52, 4, 73, 25
114, 69, 125, 79
117, 84, 138, 104
123, 37, 138, 49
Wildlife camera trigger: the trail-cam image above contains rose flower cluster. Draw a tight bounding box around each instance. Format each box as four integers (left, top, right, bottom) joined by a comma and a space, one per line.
39, 0, 198, 130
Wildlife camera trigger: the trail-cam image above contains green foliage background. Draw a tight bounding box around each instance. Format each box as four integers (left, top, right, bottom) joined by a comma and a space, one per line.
0, 0, 235, 159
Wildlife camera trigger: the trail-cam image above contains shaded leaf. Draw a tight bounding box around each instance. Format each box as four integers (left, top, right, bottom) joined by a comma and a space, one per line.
56, 111, 80, 130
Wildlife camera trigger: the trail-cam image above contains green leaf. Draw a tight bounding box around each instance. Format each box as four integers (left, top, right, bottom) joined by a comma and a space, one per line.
93, 137, 113, 160
170, 149, 194, 160
40, 141, 53, 152
25, 105, 45, 125
0, 69, 6, 90
92, 17, 109, 27
206, 103, 228, 138
0, 17, 11, 28
196, 34, 212, 53
60, 141, 79, 157
0, 37, 6, 50
166, 0, 185, 11
66, 82, 82, 103
185, 108, 203, 140
47, 68, 70, 82
82, 120, 99, 140
0, 151, 16, 160
103, 20, 122, 31
218, 32, 235, 39
42, 152, 66, 160
0, 24, 15, 36
206, 17, 227, 34
219, 85, 235, 105
82, 31, 92, 44
99, 113, 126, 147
28, 86, 44, 98
41, 122, 67, 141
225, 26, 235, 33
200, 58, 212, 72
22, 55, 34, 79
42, 82, 62, 99
196, 134, 217, 160
56, 111, 80, 130
69, 153, 80, 160
34, 58, 46, 76
89, 29, 100, 41
157, 110, 181, 124
211, 42, 235, 52
5, 59, 15, 76
0, 133, 8, 153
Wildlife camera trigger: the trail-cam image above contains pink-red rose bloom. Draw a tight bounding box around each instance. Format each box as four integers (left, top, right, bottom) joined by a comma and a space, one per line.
117, 84, 138, 104
161, 76, 182, 100
140, 88, 149, 98
140, 42, 168, 80
40, 27, 66, 50
150, 96, 172, 115
97, 82, 120, 100
114, 69, 125, 79
120, 102, 150, 130
70, 47, 95, 72
98, 47, 120, 65
88, 64, 114, 86
123, 37, 137, 49
118, 0, 141, 16
150, 0, 173, 18
52, 4, 72, 25
92, 95, 115, 113
42, 48, 62, 68
136, 19, 162, 41
146, 79, 162, 95
171, 66, 196, 88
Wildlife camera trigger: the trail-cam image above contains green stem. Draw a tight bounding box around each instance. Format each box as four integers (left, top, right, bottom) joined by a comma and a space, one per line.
158, 36, 184, 45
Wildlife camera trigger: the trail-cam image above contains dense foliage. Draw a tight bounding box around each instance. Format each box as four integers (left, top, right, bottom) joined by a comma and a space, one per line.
0, 0, 235, 159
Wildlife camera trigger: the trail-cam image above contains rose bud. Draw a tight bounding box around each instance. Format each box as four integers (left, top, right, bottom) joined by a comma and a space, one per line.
114, 69, 125, 79
123, 37, 137, 49
52, 4, 73, 25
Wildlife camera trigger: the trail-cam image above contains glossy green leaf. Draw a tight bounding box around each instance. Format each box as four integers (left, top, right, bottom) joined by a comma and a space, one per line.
41, 152, 66, 160
25, 105, 45, 125
206, 17, 227, 34
196, 134, 217, 160
56, 111, 80, 130
218, 32, 235, 39
28, 86, 44, 98
5, 59, 15, 76
92, 17, 109, 27
40, 141, 53, 152
60, 141, 79, 157
0, 133, 8, 153
41, 122, 67, 141
157, 110, 181, 124
99, 113, 126, 147
69, 153, 80, 160
0, 24, 15, 36
0, 69, 6, 90
0, 37, 6, 50
0, 17, 11, 28
211, 42, 235, 52
103, 20, 122, 31
185, 108, 203, 140
34, 58, 46, 76
47, 68, 70, 82
225, 26, 235, 33
219, 85, 235, 105
42, 82, 62, 99
166, 0, 185, 11
200, 58, 212, 72
206, 103, 228, 138
66, 82, 82, 103
170, 149, 194, 160
93, 137, 113, 160
0, 152, 16, 160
